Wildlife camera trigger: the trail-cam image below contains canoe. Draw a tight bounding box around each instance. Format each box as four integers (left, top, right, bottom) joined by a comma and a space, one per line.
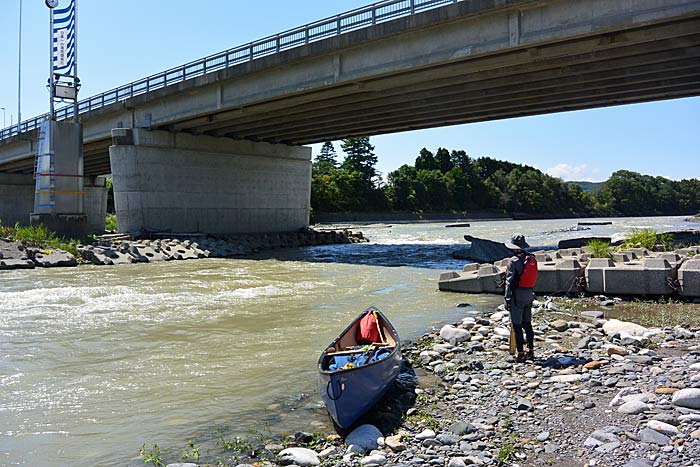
318, 307, 402, 429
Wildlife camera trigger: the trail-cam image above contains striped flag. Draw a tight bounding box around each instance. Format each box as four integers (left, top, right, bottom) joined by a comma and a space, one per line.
52, 0, 76, 74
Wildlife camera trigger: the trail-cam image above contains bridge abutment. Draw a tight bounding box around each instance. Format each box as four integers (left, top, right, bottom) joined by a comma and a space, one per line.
108, 128, 312, 234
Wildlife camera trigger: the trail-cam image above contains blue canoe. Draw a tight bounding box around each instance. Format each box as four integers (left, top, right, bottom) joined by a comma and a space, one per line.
318, 307, 402, 429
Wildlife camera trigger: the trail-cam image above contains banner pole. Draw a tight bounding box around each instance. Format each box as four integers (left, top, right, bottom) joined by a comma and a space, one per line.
49, 8, 55, 120
73, 0, 78, 122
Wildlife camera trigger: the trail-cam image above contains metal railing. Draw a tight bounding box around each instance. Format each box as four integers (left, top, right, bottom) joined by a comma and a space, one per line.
0, 0, 461, 140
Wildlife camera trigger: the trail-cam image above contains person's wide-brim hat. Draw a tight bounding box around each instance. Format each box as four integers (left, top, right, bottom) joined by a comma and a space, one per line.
504, 241, 523, 250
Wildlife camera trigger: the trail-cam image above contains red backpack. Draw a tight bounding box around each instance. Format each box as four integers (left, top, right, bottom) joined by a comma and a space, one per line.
518, 254, 538, 288
357, 312, 381, 344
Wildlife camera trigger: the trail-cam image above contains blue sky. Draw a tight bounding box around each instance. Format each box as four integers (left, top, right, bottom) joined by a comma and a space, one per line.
0, 0, 697, 182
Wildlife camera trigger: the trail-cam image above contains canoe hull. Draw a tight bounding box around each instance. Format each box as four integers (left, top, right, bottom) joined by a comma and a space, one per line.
318, 308, 402, 429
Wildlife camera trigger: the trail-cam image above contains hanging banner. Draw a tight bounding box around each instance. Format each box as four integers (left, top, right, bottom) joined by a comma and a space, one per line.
52, 0, 75, 75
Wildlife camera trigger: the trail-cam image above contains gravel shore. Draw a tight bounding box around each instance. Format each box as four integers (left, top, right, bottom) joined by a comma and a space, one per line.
208, 300, 700, 467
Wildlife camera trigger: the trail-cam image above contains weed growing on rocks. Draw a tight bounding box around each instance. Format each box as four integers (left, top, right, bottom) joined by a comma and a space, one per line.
139, 442, 164, 467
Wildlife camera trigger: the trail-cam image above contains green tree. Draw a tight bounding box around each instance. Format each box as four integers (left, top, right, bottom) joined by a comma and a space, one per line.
340, 137, 379, 182
435, 147, 454, 174
313, 141, 337, 176
415, 148, 439, 171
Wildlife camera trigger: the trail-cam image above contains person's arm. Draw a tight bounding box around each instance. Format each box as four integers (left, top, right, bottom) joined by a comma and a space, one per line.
504, 256, 517, 307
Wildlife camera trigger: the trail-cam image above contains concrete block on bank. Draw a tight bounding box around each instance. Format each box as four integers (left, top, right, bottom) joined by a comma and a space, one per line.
478, 264, 505, 294
463, 263, 479, 273
534, 259, 584, 294
438, 270, 482, 293
679, 259, 700, 297
603, 258, 675, 295
612, 253, 632, 263
617, 250, 638, 260
585, 258, 616, 294
534, 252, 553, 263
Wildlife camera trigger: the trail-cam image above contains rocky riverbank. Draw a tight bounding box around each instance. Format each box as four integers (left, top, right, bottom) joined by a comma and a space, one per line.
186, 299, 700, 467
0, 228, 368, 269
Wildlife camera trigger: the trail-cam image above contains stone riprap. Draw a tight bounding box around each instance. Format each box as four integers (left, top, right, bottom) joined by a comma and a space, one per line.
440, 245, 700, 297
0, 229, 367, 270
198, 306, 699, 467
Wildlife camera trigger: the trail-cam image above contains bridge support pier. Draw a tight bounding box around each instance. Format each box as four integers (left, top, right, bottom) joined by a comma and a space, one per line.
108, 128, 312, 234
0, 173, 107, 233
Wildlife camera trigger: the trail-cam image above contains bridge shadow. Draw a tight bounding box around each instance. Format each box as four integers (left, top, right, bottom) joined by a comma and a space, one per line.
252, 242, 471, 270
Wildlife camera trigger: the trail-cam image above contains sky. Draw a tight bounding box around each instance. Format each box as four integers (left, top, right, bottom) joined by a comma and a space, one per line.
0, 0, 697, 182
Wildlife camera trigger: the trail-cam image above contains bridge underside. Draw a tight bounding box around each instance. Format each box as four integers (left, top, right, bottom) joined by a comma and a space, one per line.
4, 17, 699, 177
0, 0, 698, 183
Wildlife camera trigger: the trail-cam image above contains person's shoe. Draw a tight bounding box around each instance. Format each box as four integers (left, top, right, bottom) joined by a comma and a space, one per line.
526, 349, 535, 361
515, 352, 526, 364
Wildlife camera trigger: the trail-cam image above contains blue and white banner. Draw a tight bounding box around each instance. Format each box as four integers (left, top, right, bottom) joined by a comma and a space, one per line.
52, 0, 75, 74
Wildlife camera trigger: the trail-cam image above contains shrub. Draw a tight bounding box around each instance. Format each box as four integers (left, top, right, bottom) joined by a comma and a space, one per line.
105, 213, 118, 232
587, 239, 612, 259
621, 228, 662, 250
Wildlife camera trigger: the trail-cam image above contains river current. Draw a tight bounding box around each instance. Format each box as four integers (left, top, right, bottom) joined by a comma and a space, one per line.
0, 215, 694, 466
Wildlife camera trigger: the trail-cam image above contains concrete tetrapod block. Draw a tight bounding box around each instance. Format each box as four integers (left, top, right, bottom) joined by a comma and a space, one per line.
679, 259, 700, 297
613, 253, 632, 263
478, 264, 505, 294
534, 252, 553, 263
603, 259, 675, 296
585, 258, 616, 294
438, 270, 482, 293
534, 259, 585, 294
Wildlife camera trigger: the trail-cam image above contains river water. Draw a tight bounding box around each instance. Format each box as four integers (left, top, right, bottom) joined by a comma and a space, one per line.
0, 215, 694, 466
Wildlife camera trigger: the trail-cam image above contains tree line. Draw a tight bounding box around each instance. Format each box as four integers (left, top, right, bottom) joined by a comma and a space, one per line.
311, 138, 700, 217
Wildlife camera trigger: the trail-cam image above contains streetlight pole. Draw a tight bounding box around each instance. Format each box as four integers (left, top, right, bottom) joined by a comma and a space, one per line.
17, 0, 23, 130
1, 108, 5, 128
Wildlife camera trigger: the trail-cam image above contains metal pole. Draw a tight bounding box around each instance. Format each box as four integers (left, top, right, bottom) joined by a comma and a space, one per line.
17, 0, 22, 129
49, 8, 55, 119
1, 108, 5, 128
73, 0, 79, 122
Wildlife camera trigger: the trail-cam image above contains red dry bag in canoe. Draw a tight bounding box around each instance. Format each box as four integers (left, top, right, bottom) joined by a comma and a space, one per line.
357, 312, 381, 344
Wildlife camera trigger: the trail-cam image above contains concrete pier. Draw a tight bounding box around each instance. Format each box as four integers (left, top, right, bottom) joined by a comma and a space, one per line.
108, 129, 312, 234
0, 173, 107, 233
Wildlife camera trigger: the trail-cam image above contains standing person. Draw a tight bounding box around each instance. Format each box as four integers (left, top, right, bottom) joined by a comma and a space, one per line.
504, 234, 538, 363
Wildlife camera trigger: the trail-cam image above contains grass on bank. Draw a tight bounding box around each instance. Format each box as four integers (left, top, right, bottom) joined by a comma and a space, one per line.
620, 228, 672, 251
587, 239, 613, 259
0, 219, 83, 259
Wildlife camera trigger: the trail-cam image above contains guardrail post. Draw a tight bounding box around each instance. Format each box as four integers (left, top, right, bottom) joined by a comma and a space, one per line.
337, 16, 341, 34
372, 8, 377, 24
276, 36, 280, 53
249, 45, 254, 60
305, 28, 309, 44
410, 0, 415, 14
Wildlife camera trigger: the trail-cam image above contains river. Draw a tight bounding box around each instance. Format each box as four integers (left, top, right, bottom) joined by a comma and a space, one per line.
0, 215, 695, 466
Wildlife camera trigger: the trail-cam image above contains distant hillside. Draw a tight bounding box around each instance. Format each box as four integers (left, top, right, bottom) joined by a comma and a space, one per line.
568, 181, 604, 193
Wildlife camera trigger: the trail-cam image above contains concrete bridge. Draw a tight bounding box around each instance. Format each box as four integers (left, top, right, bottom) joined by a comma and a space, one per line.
1, 0, 699, 234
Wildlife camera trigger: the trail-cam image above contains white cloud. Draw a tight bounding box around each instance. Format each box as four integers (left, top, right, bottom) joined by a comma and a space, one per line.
545, 163, 595, 181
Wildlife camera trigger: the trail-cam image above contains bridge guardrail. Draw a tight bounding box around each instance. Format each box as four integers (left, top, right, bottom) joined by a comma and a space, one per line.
0, 0, 460, 140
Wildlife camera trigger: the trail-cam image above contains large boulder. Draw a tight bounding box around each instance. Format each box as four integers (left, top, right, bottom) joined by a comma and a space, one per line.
277, 447, 320, 466
603, 319, 649, 337
346, 424, 383, 453
672, 388, 700, 410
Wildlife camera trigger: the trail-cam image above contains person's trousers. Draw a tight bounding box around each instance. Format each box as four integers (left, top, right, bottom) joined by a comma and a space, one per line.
509, 288, 535, 353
